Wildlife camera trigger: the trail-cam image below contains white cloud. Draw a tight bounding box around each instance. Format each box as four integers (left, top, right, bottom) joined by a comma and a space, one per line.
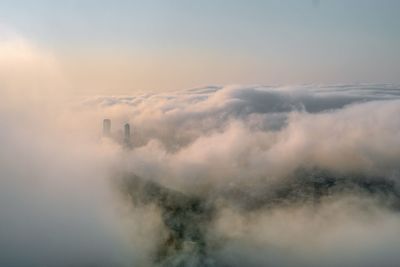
0, 27, 68, 110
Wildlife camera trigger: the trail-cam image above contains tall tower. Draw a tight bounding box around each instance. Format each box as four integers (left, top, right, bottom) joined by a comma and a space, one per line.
124, 123, 131, 145
103, 119, 111, 137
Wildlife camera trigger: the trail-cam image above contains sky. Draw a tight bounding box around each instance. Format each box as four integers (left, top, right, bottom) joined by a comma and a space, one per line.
0, 0, 399, 94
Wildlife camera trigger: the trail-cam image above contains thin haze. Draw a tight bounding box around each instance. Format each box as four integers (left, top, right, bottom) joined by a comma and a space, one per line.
0, 0, 400, 93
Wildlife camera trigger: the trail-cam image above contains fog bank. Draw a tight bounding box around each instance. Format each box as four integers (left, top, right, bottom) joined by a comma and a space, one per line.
1, 84, 400, 266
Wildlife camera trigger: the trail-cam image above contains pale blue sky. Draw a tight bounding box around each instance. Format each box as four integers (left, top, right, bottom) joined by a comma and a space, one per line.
0, 0, 399, 93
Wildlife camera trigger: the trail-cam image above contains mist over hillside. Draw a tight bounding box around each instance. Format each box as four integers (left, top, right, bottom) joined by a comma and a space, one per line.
1, 84, 400, 267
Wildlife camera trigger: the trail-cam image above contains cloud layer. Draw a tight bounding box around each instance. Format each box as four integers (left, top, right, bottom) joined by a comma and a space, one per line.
1, 84, 400, 266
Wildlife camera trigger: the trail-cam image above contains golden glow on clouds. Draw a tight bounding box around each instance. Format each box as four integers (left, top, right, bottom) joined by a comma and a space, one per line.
0, 27, 332, 97
61, 49, 270, 95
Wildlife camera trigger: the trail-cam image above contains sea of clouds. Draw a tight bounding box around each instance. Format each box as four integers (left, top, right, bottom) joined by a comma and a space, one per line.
1, 84, 400, 267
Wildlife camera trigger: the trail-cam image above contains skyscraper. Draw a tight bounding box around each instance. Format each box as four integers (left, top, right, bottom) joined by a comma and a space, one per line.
124, 123, 131, 146
103, 119, 111, 137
